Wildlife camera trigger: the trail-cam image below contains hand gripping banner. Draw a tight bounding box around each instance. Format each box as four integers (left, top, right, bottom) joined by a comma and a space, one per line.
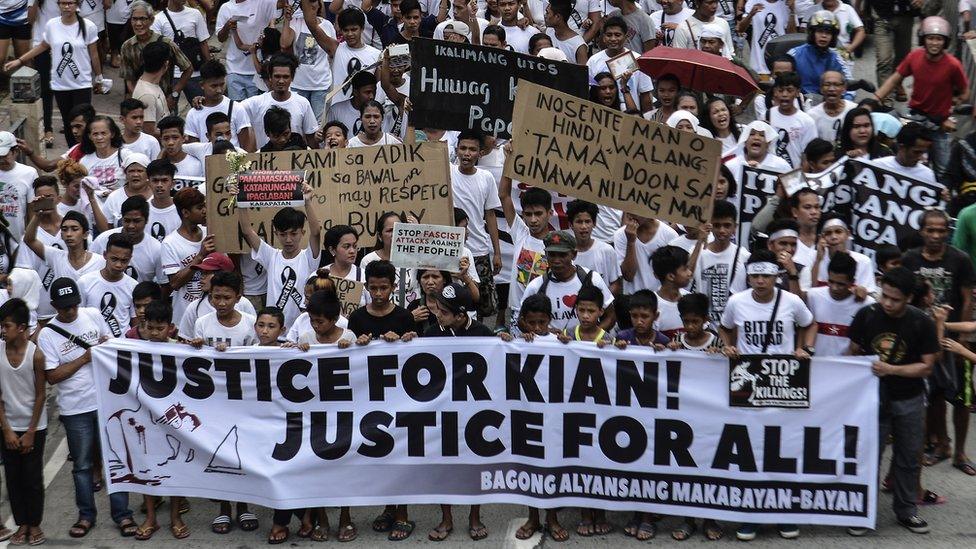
92, 338, 879, 527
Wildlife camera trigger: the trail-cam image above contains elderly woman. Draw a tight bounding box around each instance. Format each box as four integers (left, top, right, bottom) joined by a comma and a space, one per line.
119, 1, 192, 106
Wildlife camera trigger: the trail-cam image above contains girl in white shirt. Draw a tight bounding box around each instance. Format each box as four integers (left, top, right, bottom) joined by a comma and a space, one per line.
347, 100, 402, 148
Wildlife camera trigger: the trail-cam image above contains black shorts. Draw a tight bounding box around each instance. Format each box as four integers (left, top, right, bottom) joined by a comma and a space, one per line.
106, 22, 130, 51
0, 22, 30, 40
929, 352, 974, 407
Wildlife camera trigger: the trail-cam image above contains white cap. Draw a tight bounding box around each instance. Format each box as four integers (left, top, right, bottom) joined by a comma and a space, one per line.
0, 132, 15, 156
123, 152, 151, 169
537, 47, 568, 62
699, 23, 725, 41
443, 21, 471, 39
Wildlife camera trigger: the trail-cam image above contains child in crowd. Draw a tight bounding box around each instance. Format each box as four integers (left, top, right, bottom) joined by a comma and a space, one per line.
124, 282, 162, 339
615, 290, 670, 350
254, 307, 287, 347
293, 291, 356, 349
669, 293, 724, 353
559, 285, 611, 345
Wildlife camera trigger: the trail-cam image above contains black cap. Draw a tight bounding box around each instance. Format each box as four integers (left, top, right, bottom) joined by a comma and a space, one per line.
50, 277, 81, 309
433, 282, 473, 315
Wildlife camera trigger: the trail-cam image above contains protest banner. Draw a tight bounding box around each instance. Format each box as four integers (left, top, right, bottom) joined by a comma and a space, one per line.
331, 276, 364, 317
729, 355, 810, 408
504, 81, 720, 227
172, 175, 205, 193
780, 156, 848, 198
390, 222, 465, 271
409, 39, 589, 139
844, 159, 944, 260
204, 144, 453, 253
736, 165, 780, 244
93, 338, 878, 527
235, 170, 306, 208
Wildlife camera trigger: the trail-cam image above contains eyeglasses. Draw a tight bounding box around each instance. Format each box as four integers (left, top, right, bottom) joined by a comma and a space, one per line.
130, 16, 150, 21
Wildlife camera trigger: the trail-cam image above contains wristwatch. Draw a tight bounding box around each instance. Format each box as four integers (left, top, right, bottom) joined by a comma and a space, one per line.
171, 91, 181, 98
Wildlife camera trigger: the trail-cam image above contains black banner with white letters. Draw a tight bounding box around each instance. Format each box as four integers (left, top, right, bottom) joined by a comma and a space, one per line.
730, 355, 811, 408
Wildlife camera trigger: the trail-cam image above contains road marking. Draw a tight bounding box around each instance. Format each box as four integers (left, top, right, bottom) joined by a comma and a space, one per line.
0, 437, 68, 548
502, 517, 543, 549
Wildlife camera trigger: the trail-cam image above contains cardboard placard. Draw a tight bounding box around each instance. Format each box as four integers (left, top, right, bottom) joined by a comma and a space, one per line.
390, 222, 465, 271
409, 39, 589, 139
235, 170, 306, 208
330, 277, 364, 317
204, 143, 454, 253
503, 80, 720, 227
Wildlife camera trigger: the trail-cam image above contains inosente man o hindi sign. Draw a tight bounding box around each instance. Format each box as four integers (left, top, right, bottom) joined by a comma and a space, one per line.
503, 81, 721, 227
205, 144, 453, 254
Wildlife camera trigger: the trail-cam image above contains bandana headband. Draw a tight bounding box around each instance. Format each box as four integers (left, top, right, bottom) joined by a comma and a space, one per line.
822, 218, 848, 231
768, 229, 799, 241
746, 262, 780, 276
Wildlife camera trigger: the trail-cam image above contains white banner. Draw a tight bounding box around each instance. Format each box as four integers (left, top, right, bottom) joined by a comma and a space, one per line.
92, 338, 878, 527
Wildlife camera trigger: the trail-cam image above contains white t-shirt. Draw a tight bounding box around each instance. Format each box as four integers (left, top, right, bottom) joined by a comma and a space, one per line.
545, 28, 586, 63
806, 286, 873, 357
450, 165, 501, 257
178, 293, 256, 340
0, 162, 37, 239
150, 7, 210, 78
564, 0, 599, 35
612, 222, 679, 293
43, 17, 99, 91
592, 205, 623, 243
91, 227, 166, 283
44, 245, 104, 282
743, 0, 790, 75
193, 311, 257, 347
286, 311, 349, 342
800, 250, 877, 293
100, 187, 146, 227
244, 92, 318, 149
655, 289, 689, 338
517, 266, 615, 332
871, 156, 936, 184
76, 0, 104, 31
807, 100, 857, 144
172, 153, 205, 178
650, 7, 695, 47
80, 149, 128, 194
586, 48, 653, 109
507, 216, 547, 319
38, 307, 108, 416
724, 153, 792, 205
161, 227, 207, 321
105, 0, 133, 25
575, 239, 622, 288
721, 288, 814, 354
829, 2, 864, 47
30, 0, 58, 47
252, 240, 318, 327
297, 327, 356, 346
148, 202, 182, 242
185, 96, 253, 147
122, 132, 161, 160
78, 271, 137, 338
330, 42, 382, 105
216, 0, 277, 75
21, 227, 64, 319
693, 244, 750, 321
289, 15, 335, 91
768, 107, 817, 169
671, 15, 734, 58
501, 23, 536, 54
347, 133, 402, 148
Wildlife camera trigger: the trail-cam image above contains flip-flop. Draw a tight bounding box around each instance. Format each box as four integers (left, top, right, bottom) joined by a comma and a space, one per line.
623, 516, 640, 537
953, 461, 976, 476
311, 525, 329, 542
134, 524, 159, 541
923, 452, 951, 466
515, 522, 541, 540
238, 512, 260, 531
68, 521, 92, 538
918, 489, 947, 505
469, 523, 488, 541
388, 520, 415, 541
636, 521, 656, 541
119, 519, 139, 537
672, 521, 696, 541
372, 511, 395, 532
8, 530, 26, 545
703, 519, 725, 540
267, 527, 289, 545
545, 523, 569, 542
170, 524, 190, 539
428, 524, 452, 541
0, 528, 14, 542
28, 531, 46, 546
337, 523, 357, 542
593, 520, 612, 535
576, 520, 594, 537
211, 515, 232, 534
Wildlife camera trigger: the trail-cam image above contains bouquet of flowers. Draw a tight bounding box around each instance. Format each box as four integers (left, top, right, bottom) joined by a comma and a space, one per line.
225, 150, 251, 207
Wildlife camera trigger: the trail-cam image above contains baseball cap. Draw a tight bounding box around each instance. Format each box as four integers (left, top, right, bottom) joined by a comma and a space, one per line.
192, 252, 234, 272
0, 132, 16, 156
433, 282, 473, 315
544, 230, 577, 253
123, 152, 151, 169
50, 277, 81, 309
443, 21, 471, 39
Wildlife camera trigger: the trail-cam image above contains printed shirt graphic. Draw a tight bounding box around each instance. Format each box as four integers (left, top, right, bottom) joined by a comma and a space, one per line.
745, 0, 789, 74
694, 246, 750, 321
289, 15, 335, 91
43, 17, 98, 90
253, 240, 318, 327
78, 271, 138, 338
506, 216, 547, 314
721, 289, 814, 354
161, 227, 208, 321
806, 286, 873, 357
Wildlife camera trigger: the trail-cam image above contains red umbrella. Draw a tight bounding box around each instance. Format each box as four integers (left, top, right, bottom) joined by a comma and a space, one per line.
637, 46, 760, 98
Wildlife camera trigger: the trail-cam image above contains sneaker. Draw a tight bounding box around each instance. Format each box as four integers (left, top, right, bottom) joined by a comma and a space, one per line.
777, 524, 799, 539
735, 524, 758, 541
897, 516, 930, 534
847, 527, 870, 537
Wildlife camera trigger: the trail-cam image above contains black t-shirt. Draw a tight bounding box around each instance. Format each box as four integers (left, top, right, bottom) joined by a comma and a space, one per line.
406, 298, 438, 335
423, 319, 494, 338
902, 247, 976, 321
348, 305, 417, 338
848, 303, 939, 400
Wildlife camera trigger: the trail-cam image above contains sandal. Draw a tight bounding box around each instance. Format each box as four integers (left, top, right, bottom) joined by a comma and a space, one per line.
0, 528, 14, 542
546, 522, 569, 542
238, 512, 260, 531
41, 132, 54, 149
469, 522, 488, 541
134, 524, 159, 541
923, 452, 951, 466
337, 523, 357, 542
8, 530, 26, 546
211, 514, 232, 534
268, 526, 289, 545
178, 498, 191, 514
515, 521, 541, 540
623, 515, 640, 537
428, 524, 452, 541
297, 522, 314, 538
636, 521, 656, 541
576, 520, 594, 537
119, 519, 139, 537
703, 519, 725, 540
388, 520, 415, 541
170, 523, 190, 539
68, 521, 92, 538
28, 531, 46, 546
953, 460, 976, 476
372, 510, 395, 532
592, 515, 612, 535
918, 489, 947, 505
672, 521, 696, 541
311, 525, 329, 542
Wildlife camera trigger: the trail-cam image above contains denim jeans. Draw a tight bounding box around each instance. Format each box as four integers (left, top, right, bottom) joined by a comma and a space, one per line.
879, 393, 924, 520
226, 72, 261, 101
929, 129, 952, 183
60, 411, 132, 524
294, 88, 327, 124
872, 10, 915, 85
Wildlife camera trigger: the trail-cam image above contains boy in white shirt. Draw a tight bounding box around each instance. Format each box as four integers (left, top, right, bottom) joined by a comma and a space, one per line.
766, 72, 817, 169
614, 212, 679, 293
567, 200, 621, 294
804, 251, 872, 356
185, 60, 255, 151
693, 201, 750, 321
119, 99, 161, 160
160, 188, 212, 321
78, 233, 137, 338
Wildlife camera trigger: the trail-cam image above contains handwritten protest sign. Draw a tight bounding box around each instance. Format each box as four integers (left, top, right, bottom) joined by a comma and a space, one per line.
205, 144, 453, 253
235, 170, 305, 208
390, 222, 465, 271
410, 39, 589, 139
503, 81, 720, 227
330, 277, 364, 317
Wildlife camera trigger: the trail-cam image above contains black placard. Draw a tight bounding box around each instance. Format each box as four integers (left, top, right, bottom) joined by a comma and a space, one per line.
729, 355, 810, 408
